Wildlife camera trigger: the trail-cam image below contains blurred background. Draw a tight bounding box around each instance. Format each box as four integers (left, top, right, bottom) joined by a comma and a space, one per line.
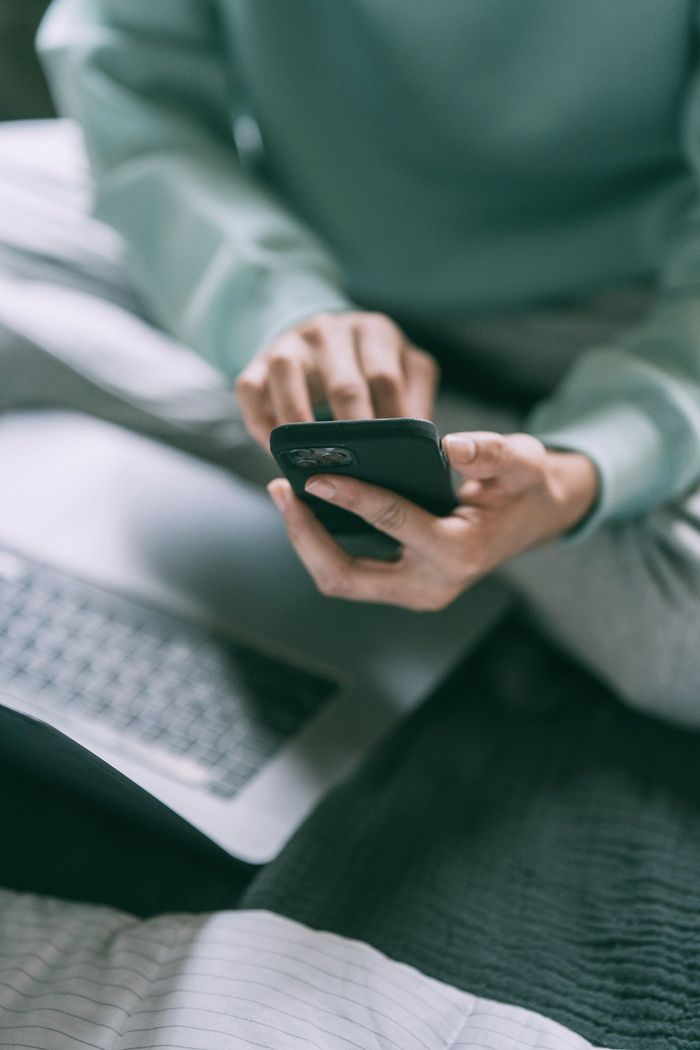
1, 0, 54, 121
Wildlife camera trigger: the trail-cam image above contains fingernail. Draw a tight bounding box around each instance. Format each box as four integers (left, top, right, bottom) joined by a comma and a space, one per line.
305, 477, 336, 500
267, 483, 289, 513
445, 435, 477, 462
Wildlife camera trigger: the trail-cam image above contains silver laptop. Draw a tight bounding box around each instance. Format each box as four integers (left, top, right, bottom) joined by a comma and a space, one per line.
0, 410, 508, 863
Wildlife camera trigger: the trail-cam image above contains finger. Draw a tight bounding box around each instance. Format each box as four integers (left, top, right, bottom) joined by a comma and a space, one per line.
355, 315, 405, 417
235, 359, 277, 449
403, 346, 440, 420
268, 477, 351, 567
266, 333, 315, 424
303, 473, 445, 555
313, 318, 375, 419
443, 431, 507, 480
267, 479, 415, 605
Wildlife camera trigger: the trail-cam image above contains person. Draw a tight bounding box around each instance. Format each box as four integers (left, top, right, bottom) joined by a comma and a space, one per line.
18, 0, 700, 724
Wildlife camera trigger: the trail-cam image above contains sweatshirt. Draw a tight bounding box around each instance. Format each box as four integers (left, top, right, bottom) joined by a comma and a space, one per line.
38, 0, 700, 534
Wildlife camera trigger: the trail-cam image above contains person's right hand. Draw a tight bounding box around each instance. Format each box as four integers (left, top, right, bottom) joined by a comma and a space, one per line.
235, 310, 439, 450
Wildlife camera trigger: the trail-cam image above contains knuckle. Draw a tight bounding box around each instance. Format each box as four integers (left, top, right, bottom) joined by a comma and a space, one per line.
306, 314, 333, 338
481, 435, 504, 467
329, 379, 364, 405
315, 569, 347, 598
365, 312, 400, 339
368, 368, 402, 393
295, 318, 320, 340
410, 348, 440, 380
267, 334, 307, 368
371, 498, 406, 533
235, 372, 261, 395
266, 347, 295, 370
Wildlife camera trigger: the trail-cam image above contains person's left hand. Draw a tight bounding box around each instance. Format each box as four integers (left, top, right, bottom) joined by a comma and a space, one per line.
267, 431, 598, 610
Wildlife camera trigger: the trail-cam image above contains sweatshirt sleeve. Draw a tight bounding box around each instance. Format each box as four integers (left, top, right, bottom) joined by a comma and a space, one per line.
526, 26, 700, 538
37, 0, 353, 379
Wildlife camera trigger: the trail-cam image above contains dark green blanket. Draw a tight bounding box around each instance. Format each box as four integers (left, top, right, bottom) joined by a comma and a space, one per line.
243, 617, 700, 1050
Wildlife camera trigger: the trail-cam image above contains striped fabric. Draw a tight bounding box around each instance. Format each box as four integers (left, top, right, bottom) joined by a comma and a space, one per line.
0, 890, 604, 1050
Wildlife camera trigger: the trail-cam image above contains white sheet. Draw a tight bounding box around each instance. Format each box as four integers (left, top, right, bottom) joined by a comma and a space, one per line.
0, 889, 611, 1050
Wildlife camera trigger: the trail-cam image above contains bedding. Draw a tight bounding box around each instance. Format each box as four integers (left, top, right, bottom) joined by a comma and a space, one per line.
0, 889, 606, 1050
243, 617, 700, 1049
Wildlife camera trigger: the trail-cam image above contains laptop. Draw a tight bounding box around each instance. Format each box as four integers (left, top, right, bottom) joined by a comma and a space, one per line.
0, 410, 508, 863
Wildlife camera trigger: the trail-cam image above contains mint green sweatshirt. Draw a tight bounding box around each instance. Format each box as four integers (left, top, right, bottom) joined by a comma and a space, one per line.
38, 0, 700, 534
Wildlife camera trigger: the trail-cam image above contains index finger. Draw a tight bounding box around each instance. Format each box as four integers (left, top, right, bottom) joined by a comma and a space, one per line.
267, 479, 412, 605
304, 474, 445, 556
313, 318, 375, 420
235, 358, 277, 449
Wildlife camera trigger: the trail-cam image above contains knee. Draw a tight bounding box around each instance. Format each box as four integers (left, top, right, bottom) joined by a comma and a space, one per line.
505, 490, 700, 729
604, 653, 700, 732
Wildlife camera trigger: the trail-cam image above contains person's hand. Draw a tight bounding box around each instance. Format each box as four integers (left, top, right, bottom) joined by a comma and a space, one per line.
235, 311, 439, 449
267, 431, 598, 610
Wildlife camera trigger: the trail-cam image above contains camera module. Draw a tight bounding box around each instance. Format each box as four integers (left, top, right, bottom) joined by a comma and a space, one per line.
287, 448, 318, 468
318, 447, 353, 465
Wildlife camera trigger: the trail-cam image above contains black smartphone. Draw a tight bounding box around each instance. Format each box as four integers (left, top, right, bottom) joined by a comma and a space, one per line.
270, 418, 456, 557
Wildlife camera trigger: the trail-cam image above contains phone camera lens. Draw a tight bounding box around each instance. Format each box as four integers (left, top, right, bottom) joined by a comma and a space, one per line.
288, 448, 318, 468
319, 447, 353, 465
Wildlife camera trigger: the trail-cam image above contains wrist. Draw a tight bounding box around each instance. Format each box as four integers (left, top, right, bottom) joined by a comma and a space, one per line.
545, 450, 599, 534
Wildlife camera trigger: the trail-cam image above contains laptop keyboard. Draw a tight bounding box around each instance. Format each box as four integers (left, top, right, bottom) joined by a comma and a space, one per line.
0, 550, 340, 798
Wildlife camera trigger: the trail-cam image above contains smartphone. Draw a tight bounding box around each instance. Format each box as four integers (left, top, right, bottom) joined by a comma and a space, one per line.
270, 418, 456, 557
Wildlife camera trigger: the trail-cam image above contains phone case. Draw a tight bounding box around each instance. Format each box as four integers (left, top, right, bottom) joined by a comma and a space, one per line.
270, 418, 456, 537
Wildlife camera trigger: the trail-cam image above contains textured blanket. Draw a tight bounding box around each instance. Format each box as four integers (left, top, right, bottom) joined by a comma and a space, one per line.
243, 615, 700, 1050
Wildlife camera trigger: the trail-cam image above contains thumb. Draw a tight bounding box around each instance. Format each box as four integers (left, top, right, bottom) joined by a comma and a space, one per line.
443, 431, 506, 479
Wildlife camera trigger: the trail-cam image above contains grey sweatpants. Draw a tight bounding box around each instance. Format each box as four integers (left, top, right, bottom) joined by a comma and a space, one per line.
2, 120, 699, 727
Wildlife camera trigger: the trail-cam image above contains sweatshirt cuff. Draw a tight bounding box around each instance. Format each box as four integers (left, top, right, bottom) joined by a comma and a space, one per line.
528, 400, 666, 542
213, 269, 354, 380
254, 274, 355, 353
